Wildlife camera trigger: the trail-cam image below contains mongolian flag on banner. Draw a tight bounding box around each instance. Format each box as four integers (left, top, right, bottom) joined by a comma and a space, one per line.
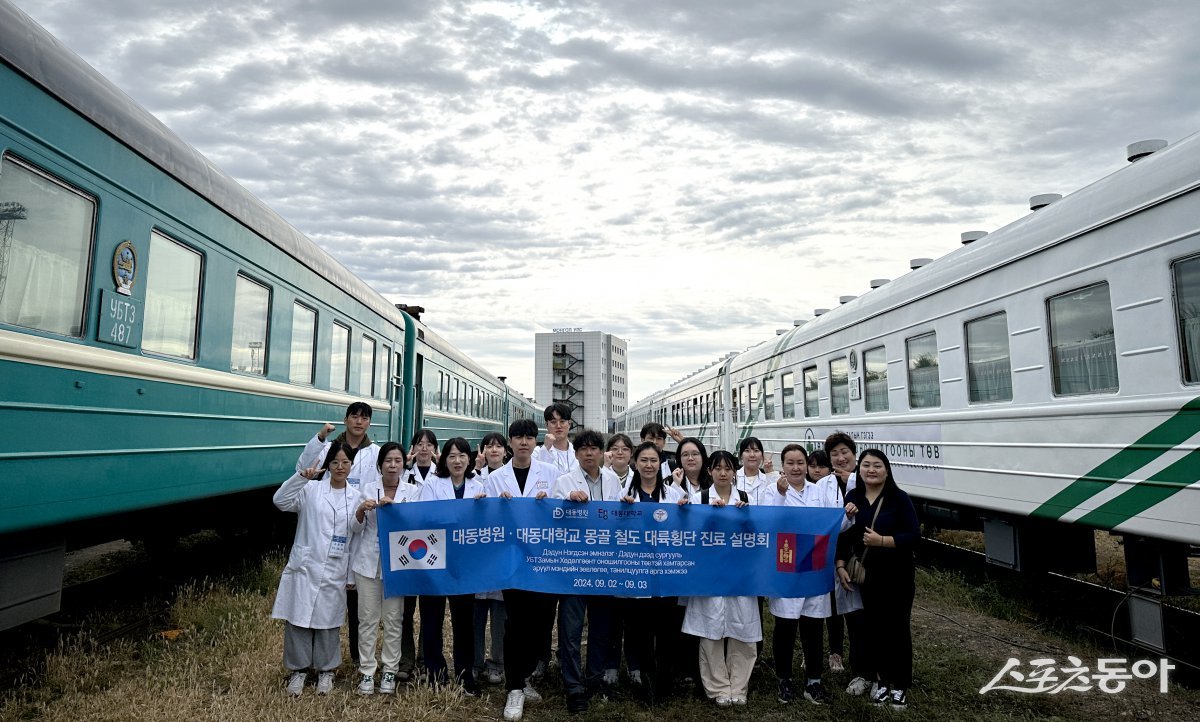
774, 533, 829, 573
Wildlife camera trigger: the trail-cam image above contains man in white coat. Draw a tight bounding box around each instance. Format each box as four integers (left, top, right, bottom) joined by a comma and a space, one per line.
550, 429, 622, 714
532, 402, 579, 475
489, 418, 559, 722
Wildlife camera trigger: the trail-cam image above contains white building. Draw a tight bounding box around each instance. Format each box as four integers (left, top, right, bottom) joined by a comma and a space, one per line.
534, 329, 628, 433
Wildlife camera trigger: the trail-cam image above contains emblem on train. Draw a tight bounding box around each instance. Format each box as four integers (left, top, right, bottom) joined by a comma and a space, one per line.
112, 240, 137, 295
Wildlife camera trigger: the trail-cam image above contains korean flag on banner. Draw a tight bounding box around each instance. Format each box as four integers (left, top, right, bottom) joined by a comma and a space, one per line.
389, 529, 447, 571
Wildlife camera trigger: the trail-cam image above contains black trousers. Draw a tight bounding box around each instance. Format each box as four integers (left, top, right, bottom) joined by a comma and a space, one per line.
347, 587, 360, 664
400, 595, 418, 672
502, 589, 558, 691
623, 597, 678, 701
419, 594, 476, 689
859, 576, 915, 689
826, 593, 844, 656
772, 615, 824, 681
843, 608, 868, 677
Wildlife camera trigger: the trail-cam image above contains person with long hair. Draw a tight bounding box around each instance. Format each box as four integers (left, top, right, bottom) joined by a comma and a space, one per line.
273, 442, 359, 697
398, 427, 438, 677
473, 431, 511, 686
417, 437, 487, 695
350, 441, 416, 696
671, 437, 712, 496
834, 449, 920, 710
682, 450, 759, 706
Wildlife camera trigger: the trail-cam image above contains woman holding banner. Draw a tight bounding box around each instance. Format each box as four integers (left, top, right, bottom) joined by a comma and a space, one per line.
417, 437, 487, 696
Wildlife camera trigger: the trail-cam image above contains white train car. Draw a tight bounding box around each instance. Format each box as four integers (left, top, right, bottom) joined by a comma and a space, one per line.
621, 135, 1200, 607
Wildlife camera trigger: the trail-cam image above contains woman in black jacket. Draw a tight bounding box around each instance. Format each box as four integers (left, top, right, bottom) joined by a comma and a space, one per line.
834, 449, 920, 710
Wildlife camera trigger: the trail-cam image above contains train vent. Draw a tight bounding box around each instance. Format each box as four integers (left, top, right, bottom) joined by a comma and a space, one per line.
1029, 193, 1061, 211
814, 308, 830, 316
870, 278, 890, 289
839, 295, 857, 304
909, 258, 932, 270
1126, 139, 1168, 162
961, 231, 988, 244
776, 329, 789, 335
793, 319, 807, 326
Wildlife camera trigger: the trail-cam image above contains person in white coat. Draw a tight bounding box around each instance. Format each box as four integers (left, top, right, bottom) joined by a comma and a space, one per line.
550, 429, 621, 714
600, 433, 642, 689
294, 402, 381, 672
417, 437, 488, 695
350, 441, 416, 696
492, 418, 560, 722
682, 450, 760, 706
273, 441, 359, 697
473, 432, 510, 686
618, 441, 687, 704
398, 427, 438, 677
532, 402, 578, 475
736, 436, 780, 506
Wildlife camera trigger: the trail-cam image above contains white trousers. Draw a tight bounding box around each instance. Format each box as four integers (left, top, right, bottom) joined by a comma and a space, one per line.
355, 572, 404, 677
698, 637, 757, 699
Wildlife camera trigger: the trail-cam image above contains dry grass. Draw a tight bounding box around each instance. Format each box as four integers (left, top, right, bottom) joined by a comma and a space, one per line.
3, 552, 1198, 722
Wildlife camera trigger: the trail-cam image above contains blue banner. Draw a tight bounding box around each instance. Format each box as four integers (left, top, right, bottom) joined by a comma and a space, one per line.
377, 499, 843, 598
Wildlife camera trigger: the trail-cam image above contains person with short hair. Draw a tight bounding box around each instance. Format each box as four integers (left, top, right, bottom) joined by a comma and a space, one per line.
473, 431, 511, 686
639, 422, 677, 478
397, 427, 439, 677
551, 429, 622, 713
533, 402, 578, 475
274, 442, 359, 697
491, 419, 560, 722
822, 433, 869, 690
683, 450, 759, 706
601, 433, 641, 688
417, 437, 487, 695
835, 450, 920, 710
736, 436, 780, 506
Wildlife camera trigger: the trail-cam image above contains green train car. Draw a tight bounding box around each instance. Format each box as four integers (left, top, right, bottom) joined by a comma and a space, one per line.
0, 0, 538, 630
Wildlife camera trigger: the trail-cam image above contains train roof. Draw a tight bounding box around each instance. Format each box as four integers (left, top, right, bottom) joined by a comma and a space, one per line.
0, 1, 408, 332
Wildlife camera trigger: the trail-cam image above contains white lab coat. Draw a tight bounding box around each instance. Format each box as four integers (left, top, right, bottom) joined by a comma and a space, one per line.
736, 468, 782, 507
533, 443, 579, 476
272, 473, 356, 629
817, 472, 863, 614
552, 465, 623, 502
766, 477, 845, 620
349, 478, 418, 580
418, 474, 488, 501
484, 459, 559, 498
402, 463, 436, 487
296, 434, 381, 489
681, 489, 762, 643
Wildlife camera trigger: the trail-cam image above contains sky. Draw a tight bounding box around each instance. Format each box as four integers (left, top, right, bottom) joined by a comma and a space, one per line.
20, 0, 1200, 404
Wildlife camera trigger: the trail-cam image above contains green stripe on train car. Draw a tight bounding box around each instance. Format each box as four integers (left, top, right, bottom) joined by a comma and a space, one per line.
1074, 447, 1200, 529
1030, 395, 1200, 525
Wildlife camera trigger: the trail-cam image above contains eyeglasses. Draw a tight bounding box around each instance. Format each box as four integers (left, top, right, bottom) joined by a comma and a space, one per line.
680, 451, 702, 458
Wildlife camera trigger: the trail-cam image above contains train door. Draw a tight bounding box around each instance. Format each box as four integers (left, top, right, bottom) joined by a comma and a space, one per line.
413, 353, 425, 432
387, 345, 403, 442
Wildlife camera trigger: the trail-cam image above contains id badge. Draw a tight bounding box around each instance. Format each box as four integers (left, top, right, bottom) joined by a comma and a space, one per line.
329, 534, 348, 558
348, 476, 361, 487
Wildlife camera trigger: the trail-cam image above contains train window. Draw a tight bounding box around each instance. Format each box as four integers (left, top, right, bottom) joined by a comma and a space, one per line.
143, 231, 202, 359
906, 332, 941, 408
864, 346, 888, 412
230, 274, 270, 375
454, 378, 460, 413
803, 366, 819, 417
360, 335, 376, 396
830, 358, 849, 415
0, 156, 96, 337
330, 322, 350, 391
763, 378, 775, 421
781, 372, 795, 419
966, 312, 1012, 402
380, 345, 391, 399
748, 382, 759, 421
1048, 283, 1118, 395
289, 303, 317, 384
1173, 256, 1200, 383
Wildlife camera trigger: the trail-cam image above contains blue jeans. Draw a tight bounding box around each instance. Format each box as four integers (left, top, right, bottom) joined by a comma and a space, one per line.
557, 594, 613, 695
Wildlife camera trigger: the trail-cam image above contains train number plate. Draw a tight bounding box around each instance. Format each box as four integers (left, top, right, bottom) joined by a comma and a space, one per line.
97, 289, 143, 349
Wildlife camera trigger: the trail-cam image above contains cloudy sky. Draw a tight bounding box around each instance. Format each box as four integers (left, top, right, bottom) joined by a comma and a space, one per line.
21, 0, 1200, 403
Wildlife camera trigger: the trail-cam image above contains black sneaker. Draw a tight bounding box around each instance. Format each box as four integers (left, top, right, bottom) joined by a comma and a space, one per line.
566, 692, 589, 714
778, 678, 794, 704
804, 680, 830, 705
889, 687, 908, 710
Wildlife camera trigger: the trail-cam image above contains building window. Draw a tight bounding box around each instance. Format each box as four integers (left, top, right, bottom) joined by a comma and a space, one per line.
803, 366, 819, 417
781, 372, 795, 419
966, 312, 1012, 402
1176, 255, 1200, 383
330, 322, 350, 391
360, 335, 376, 396
864, 346, 888, 412
0, 156, 96, 337
143, 231, 202, 359
830, 358, 849, 415
231, 274, 270, 375
1048, 283, 1118, 395
906, 332, 941, 408
289, 304, 316, 384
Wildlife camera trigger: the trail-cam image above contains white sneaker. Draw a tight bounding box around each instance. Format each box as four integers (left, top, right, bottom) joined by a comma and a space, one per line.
357, 674, 374, 695
379, 671, 397, 694
732, 696, 747, 706
317, 671, 334, 695
628, 670, 643, 685
522, 681, 542, 702
602, 668, 618, 686
286, 671, 306, 696
503, 689, 526, 721
845, 676, 871, 696
716, 696, 732, 707
871, 684, 891, 704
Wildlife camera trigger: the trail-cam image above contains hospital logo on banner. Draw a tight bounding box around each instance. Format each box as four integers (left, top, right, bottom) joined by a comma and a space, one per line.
389, 529, 447, 571
775, 533, 828, 573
